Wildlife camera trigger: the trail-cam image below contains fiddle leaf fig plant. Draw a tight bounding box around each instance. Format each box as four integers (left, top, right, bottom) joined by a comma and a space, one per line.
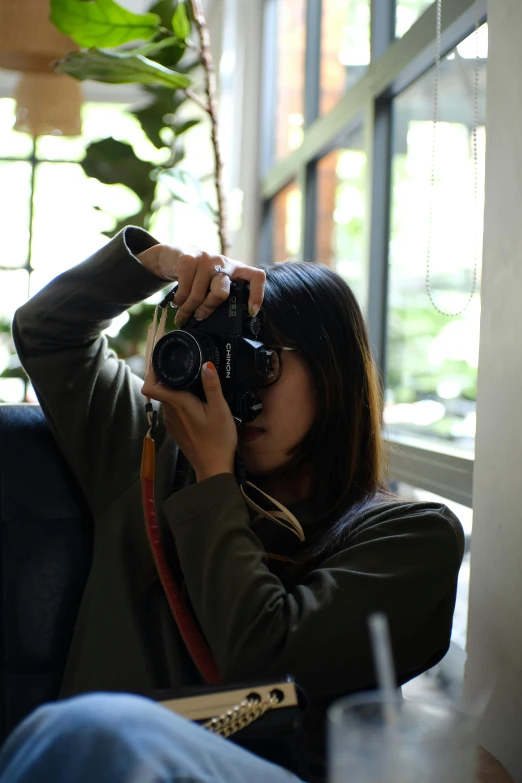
54, 47, 192, 88
49, 0, 228, 253
44, 0, 229, 369
171, 1, 191, 40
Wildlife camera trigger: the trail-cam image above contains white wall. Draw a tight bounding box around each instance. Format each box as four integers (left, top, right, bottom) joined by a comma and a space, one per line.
464, 1, 522, 779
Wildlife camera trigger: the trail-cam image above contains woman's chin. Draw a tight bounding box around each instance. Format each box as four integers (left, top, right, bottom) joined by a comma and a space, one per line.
242, 452, 287, 478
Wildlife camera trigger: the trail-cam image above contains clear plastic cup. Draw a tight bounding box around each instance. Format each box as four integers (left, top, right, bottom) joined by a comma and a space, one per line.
327, 692, 478, 783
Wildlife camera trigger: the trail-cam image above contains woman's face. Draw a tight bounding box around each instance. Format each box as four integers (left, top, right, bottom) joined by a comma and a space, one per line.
238, 346, 316, 478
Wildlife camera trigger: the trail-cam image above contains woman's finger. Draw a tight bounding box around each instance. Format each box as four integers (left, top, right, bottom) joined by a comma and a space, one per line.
141, 370, 195, 410
200, 361, 227, 412
195, 271, 231, 320
172, 253, 198, 308
174, 253, 219, 326
227, 265, 266, 316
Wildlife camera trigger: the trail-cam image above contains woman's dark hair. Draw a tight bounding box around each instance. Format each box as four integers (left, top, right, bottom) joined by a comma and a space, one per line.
261, 261, 388, 561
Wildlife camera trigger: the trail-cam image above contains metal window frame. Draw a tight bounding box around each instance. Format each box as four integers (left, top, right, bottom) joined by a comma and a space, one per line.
259, 0, 487, 506
261, 0, 487, 200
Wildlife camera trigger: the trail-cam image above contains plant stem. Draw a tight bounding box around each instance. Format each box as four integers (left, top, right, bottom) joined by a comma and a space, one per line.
189, 0, 229, 255
185, 88, 209, 113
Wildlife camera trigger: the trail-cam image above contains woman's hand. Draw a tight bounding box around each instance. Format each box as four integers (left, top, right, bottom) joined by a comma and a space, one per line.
141, 362, 237, 482
136, 245, 265, 327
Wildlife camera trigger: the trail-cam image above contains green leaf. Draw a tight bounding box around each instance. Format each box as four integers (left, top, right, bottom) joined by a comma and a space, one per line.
143, 85, 188, 112
172, 1, 191, 40
81, 138, 157, 209
148, 0, 177, 31
133, 102, 169, 149
54, 48, 192, 89
129, 37, 182, 58
172, 118, 200, 136
50, 0, 161, 48
127, 36, 187, 69
132, 88, 188, 148
159, 168, 216, 220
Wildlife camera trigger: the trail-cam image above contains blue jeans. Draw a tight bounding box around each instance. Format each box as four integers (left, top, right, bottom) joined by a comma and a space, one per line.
0, 693, 305, 782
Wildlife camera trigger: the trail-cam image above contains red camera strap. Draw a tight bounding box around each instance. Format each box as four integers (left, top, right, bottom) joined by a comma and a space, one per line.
141, 433, 221, 685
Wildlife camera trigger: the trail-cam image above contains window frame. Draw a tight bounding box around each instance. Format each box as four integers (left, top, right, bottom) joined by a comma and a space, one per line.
260, 0, 486, 508
0, 87, 144, 403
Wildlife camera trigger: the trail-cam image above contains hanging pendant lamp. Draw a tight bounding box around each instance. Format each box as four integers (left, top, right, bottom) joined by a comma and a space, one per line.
0, 0, 77, 73
14, 72, 83, 137
0, 0, 83, 137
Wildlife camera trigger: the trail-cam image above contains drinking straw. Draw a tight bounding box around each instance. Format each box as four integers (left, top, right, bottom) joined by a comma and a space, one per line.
368, 612, 399, 726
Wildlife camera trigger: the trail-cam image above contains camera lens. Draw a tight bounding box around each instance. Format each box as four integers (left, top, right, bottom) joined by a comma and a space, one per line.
152, 331, 204, 389
163, 343, 193, 377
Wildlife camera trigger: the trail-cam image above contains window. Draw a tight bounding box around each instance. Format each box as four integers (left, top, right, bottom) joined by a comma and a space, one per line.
272, 181, 302, 263
274, 0, 307, 160
316, 125, 367, 306
0, 98, 171, 403
385, 25, 487, 456
320, 0, 370, 115
260, 0, 487, 520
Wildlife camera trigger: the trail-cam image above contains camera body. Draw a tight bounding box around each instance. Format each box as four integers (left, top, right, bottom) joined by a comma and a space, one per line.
152, 280, 274, 423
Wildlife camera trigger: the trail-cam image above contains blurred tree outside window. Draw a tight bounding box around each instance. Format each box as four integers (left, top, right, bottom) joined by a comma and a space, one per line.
272, 181, 302, 263
384, 24, 488, 456
0, 98, 176, 404
316, 125, 367, 310
274, 0, 306, 160
320, 0, 370, 115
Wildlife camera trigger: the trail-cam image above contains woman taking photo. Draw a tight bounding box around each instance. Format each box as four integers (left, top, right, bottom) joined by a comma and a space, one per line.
0, 227, 463, 783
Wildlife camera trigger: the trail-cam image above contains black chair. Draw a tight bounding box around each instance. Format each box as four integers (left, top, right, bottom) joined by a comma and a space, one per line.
0, 404, 93, 743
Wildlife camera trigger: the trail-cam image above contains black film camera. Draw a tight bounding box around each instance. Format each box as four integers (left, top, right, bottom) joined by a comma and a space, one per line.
151, 280, 279, 423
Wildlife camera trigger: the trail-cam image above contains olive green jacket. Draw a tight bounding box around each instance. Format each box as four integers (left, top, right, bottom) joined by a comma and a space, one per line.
13, 227, 464, 781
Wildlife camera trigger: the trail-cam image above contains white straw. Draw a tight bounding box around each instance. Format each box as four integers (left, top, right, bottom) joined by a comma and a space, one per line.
368, 612, 399, 725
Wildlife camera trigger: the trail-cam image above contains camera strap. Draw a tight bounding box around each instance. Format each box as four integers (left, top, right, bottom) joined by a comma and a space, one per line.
141, 288, 221, 685
234, 454, 305, 543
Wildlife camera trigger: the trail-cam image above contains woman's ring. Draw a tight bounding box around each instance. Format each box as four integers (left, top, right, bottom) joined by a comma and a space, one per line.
210, 263, 229, 280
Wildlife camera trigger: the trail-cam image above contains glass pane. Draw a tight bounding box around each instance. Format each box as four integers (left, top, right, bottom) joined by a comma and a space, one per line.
272, 182, 302, 263
30, 162, 141, 290
0, 161, 32, 268
0, 98, 34, 159
275, 0, 306, 160
396, 0, 434, 38
320, 0, 370, 115
35, 123, 86, 163
385, 25, 488, 456
316, 125, 367, 308
36, 102, 171, 165
0, 269, 29, 319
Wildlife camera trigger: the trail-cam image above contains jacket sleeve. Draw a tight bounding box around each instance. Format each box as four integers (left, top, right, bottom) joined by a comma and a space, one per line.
164, 474, 464, 700
13, 226, 167, 513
